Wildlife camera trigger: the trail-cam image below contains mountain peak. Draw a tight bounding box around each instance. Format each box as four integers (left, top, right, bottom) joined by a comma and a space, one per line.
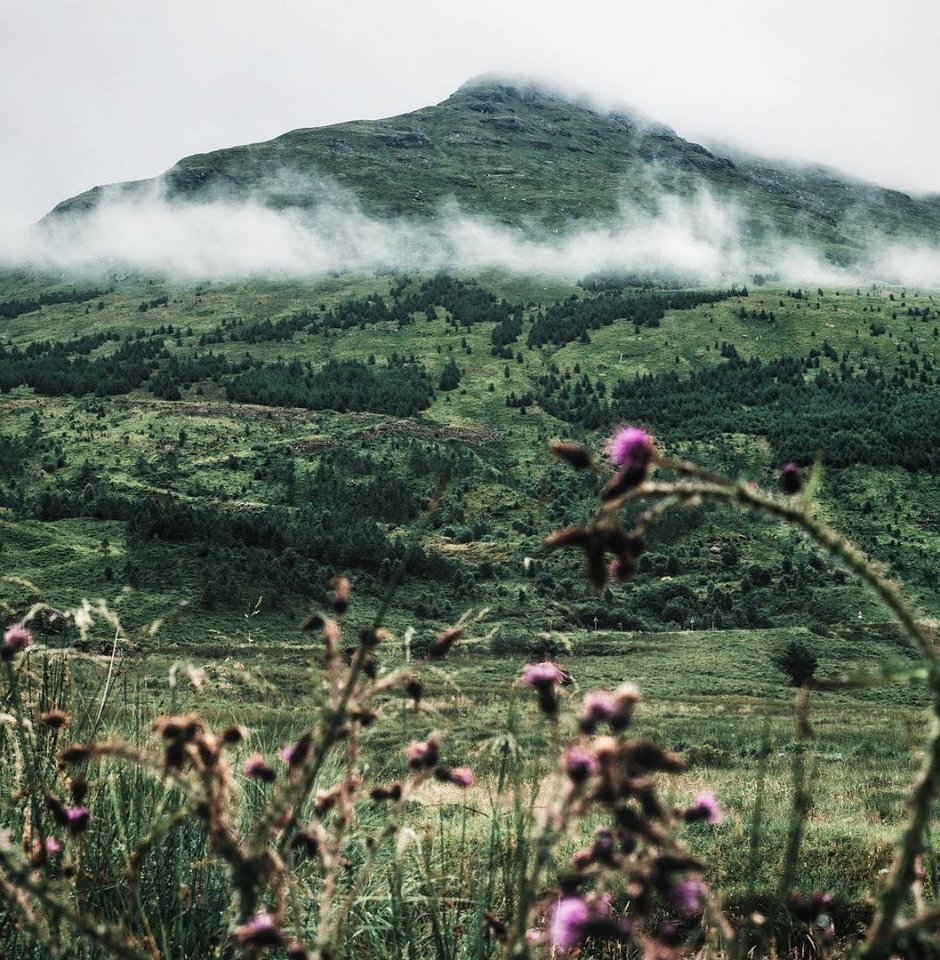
42, 78, 940, 265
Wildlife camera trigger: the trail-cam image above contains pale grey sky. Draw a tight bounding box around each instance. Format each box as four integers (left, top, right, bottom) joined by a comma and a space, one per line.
1, 0, 937, 231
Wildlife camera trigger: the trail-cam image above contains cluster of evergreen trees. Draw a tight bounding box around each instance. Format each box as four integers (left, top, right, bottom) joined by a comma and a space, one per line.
0, 287, 107, 320
535, 354, 940, 469
527, 288, 744, 347
224, 275, 522, 345
226, 356, 433, 416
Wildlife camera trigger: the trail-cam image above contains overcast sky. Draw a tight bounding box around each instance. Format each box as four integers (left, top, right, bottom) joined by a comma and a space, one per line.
2, 0, 937, 232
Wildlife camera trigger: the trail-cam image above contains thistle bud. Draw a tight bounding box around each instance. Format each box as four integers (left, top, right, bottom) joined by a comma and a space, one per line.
550, 441, 594, 470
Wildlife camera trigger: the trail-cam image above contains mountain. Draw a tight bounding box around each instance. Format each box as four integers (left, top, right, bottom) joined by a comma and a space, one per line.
46, 75, 940, 266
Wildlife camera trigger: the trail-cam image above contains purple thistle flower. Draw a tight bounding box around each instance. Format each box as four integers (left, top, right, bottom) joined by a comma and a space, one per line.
606, 426, 653, 471
286, 941, 309, 960
64, 806, 91, 835
435, 765, 474, 788
580, 689, 618, 729
579, 684, 641, 733
687, 790, 722, 825
549, 897, 592, 952
549, 896, 630, 952
406, 734, 440, 770
563, 745, 598, 783
31, 836, 62, 861
232, 911, 284, 948
2, 623, 32, 661
670, 876, 704, 916
521, 661, 565, 690
243, 752, 275, 782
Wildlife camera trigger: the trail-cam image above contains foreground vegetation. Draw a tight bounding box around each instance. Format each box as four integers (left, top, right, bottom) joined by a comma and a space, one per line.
1, 268, 939, 956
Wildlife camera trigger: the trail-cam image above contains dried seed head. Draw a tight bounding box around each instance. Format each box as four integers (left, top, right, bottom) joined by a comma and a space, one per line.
221, 725, 247, 745
543, 526, 591, 550
779, 462, 802, 495
429, 626, 463, 660
59, 744, 91, 767
314, 788, 340, 816
329, 576, 351, 614
39, 710, 69, 730
623, 740, 687, 775
405, 678, 423, 704
370, 782, 403, 802
550, 441, 594, 470
290, 830, 320, 858
243, 753, 275, 783
484, 912, 508, 943
70, 774, 89, 805
300, 612, 325, 632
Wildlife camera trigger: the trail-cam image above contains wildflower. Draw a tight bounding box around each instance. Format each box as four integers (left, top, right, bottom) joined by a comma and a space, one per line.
685, 791, 721, 825
549, 896, 630, 952
434, 766, 474, 788
563, 745, 598, 783
522, 661, 567, 715
522, 661, 566, 689
606, 426, 654, 472
406, 734, 440, 770
2, 623, 32, 661
580, 683, 641, 733
549, 897, 591, 952
232, 911, 284, 949
278, 733, 312, 768
779, 462, 802, 495
243, 753, 275, 782
64, 806, 91, 835
670, 876, 704, 916
30, 836, 62, 863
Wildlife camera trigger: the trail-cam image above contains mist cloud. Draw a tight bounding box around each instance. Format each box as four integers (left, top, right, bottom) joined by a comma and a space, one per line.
0, 176, 937, 288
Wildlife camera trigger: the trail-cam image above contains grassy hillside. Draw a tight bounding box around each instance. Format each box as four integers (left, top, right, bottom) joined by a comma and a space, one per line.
2, 269, 938, 643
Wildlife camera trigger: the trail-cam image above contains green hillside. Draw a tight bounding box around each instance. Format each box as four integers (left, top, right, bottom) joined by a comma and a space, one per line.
1, 270, 938, 646
46, 76, 940, 267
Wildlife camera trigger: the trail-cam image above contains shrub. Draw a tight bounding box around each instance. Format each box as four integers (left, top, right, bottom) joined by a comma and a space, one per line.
772, 637, 820, 687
